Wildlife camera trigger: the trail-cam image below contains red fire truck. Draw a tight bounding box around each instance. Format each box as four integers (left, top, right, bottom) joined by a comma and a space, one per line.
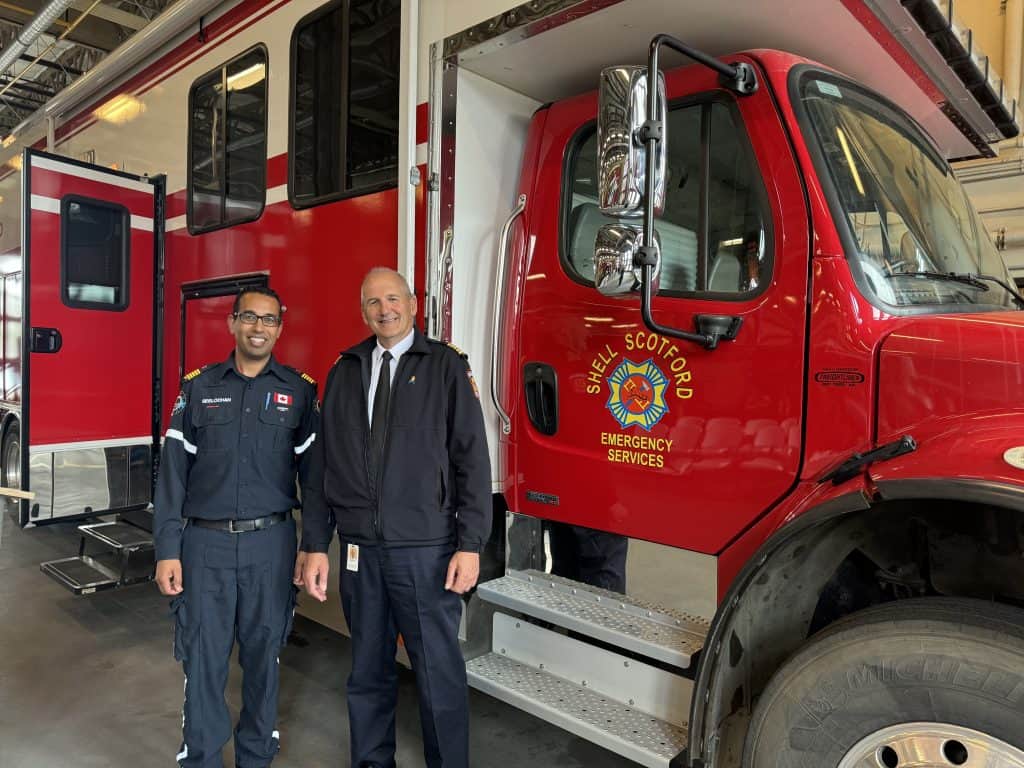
3, 0, 1024, 766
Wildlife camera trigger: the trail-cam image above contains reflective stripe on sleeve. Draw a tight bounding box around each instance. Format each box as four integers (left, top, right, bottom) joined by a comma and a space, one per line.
166, 428, 198, 455
294, 433, 316, 455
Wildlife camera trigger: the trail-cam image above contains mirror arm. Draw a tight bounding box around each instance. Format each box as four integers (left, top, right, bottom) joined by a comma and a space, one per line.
638, 263, 717, 348
647, 34, 759, 97
635, 34, 756, 351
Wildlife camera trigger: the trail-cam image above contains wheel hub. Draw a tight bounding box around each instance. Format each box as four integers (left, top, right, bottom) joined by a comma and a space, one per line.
838, 723, 1024, 768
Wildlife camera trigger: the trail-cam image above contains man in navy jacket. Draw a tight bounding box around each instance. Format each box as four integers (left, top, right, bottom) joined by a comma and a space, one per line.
300, 267, 490, 768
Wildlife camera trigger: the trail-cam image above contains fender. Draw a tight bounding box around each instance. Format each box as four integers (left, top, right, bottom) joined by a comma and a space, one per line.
688, 483, 871, 766
870, 409, 1024, 492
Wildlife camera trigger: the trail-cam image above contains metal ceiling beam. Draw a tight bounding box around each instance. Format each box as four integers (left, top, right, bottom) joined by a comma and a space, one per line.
71, 0, 145, 30
20, 53, 82, 76
0, 76, 56, 97
0, 94, 45, 111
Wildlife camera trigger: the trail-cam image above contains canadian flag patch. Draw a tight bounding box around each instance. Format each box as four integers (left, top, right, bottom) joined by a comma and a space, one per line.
274, 392, 293, 406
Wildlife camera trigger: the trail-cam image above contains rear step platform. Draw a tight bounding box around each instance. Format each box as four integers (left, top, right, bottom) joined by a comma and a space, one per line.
468, 614, 690, 768
41, 554, 121, 595
40, 518, 154, 594
476, 570, 709, 668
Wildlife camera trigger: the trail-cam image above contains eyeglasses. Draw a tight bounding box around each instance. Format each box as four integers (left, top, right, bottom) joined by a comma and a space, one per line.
233, 310, 281, 327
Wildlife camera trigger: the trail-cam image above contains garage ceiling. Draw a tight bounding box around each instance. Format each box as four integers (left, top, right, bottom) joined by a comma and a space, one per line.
0, 0, 172, 134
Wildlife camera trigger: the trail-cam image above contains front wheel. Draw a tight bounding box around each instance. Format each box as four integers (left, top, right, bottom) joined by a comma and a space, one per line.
744, 598, 1024, 768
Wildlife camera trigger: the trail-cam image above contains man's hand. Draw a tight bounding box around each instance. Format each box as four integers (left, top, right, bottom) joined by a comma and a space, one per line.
445, 551, 480, 594
155, 559, 184, 595
302, 552, 330, 602
293, 551, 307, 586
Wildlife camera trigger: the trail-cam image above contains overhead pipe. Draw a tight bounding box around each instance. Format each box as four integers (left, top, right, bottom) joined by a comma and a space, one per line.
0, 0, 77, 79
0, 0, 106, 106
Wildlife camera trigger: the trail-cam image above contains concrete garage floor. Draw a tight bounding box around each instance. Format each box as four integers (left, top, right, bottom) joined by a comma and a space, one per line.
0, 514, 633, 768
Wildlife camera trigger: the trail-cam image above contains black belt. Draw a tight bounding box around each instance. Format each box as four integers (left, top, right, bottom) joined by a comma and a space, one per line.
188, 512, 288, 533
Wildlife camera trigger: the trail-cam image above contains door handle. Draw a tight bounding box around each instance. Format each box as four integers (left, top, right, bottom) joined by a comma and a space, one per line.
30, 327, 62, 353
523, 362, 558, 436
491, 194, 527, 436
694, 314, 743, 348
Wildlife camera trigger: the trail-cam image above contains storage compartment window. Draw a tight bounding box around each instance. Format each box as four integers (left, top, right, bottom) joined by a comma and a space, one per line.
61, 196, 129, 310
289, 0, 401, 207
563, 99, 772, 298
188, 46, 268, 234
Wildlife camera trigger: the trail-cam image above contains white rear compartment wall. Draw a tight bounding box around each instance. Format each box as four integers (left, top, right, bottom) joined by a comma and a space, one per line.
451, 69, 539, 486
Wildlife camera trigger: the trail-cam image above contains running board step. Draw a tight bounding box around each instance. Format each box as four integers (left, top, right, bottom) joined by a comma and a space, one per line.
476, 570, 709, 668
79, 521, 154, 551
41, 555, 120, 595
40, 518, 154, 595
468, 614, 690, 768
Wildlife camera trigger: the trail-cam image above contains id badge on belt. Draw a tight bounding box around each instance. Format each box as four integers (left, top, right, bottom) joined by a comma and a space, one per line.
346, 543, 359, 572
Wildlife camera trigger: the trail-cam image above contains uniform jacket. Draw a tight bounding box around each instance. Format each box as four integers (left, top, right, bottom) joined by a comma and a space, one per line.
301, 330, 490, 553
153, 353, 318, 560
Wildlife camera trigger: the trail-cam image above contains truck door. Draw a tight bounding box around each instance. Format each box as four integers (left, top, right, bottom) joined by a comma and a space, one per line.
514, 59, 810, 555
20, 149, 161, 526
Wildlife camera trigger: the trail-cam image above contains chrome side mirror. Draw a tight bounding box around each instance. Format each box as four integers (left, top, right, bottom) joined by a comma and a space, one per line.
597, 66, 666, 218
594, 223, 661, 296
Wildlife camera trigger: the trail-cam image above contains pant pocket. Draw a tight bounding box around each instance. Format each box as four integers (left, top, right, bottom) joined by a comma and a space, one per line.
280, 584, 299, 648
169, 595, 190, 662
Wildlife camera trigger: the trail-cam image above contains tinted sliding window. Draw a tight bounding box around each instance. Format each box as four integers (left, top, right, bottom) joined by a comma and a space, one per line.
290, 0, 401, 207
564, 100, 771, 298
188, 46, 268, 233
61, 196, 129, 310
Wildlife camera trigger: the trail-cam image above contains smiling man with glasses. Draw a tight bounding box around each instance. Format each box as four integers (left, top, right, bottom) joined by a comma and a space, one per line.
153, 285, 319, 768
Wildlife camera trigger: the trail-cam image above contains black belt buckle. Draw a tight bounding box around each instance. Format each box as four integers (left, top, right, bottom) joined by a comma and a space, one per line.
192, 512, 286, 534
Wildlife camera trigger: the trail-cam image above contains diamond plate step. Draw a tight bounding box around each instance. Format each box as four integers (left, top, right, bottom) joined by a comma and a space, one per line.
476, 570, 708, 668
468, 652, 687, 768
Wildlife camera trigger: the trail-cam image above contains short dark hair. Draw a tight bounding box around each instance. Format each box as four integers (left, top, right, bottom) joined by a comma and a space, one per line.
233, 286, 284, 316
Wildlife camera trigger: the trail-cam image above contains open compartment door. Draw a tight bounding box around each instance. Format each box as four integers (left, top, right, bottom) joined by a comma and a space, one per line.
20, 149, 162, 526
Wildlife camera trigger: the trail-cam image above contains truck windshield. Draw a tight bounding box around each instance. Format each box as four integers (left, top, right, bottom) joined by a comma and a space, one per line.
798, 73, 1017, 311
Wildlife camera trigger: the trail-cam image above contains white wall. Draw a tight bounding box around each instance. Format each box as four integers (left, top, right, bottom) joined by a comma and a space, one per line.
451, 68, 539, 486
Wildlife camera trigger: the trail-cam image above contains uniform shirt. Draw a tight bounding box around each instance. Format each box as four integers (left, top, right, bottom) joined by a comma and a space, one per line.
153, 353, 318, 560
367, 328, 415, 424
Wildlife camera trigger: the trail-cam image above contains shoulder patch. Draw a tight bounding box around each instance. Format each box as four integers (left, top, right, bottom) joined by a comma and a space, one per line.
172, 390, 187, 414
285, 364, 317, 387
183, 367, 203, 382
445, 342, 469, 359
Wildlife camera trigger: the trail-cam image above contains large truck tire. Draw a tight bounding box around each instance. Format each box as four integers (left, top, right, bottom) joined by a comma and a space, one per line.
743, 598, 1024, 767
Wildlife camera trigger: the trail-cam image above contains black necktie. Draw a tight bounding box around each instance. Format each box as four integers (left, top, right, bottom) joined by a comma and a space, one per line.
369, 351, 392, 482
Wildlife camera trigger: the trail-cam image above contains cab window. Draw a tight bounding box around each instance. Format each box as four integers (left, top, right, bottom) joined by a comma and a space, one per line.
564, 99, 771, 298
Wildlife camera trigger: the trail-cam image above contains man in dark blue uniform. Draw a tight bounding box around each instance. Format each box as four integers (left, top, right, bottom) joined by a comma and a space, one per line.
300, 267, 490, 768
153, 286, 318, 768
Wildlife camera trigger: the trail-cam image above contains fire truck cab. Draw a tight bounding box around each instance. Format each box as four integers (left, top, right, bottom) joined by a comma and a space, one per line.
430, 3, 1024, 767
